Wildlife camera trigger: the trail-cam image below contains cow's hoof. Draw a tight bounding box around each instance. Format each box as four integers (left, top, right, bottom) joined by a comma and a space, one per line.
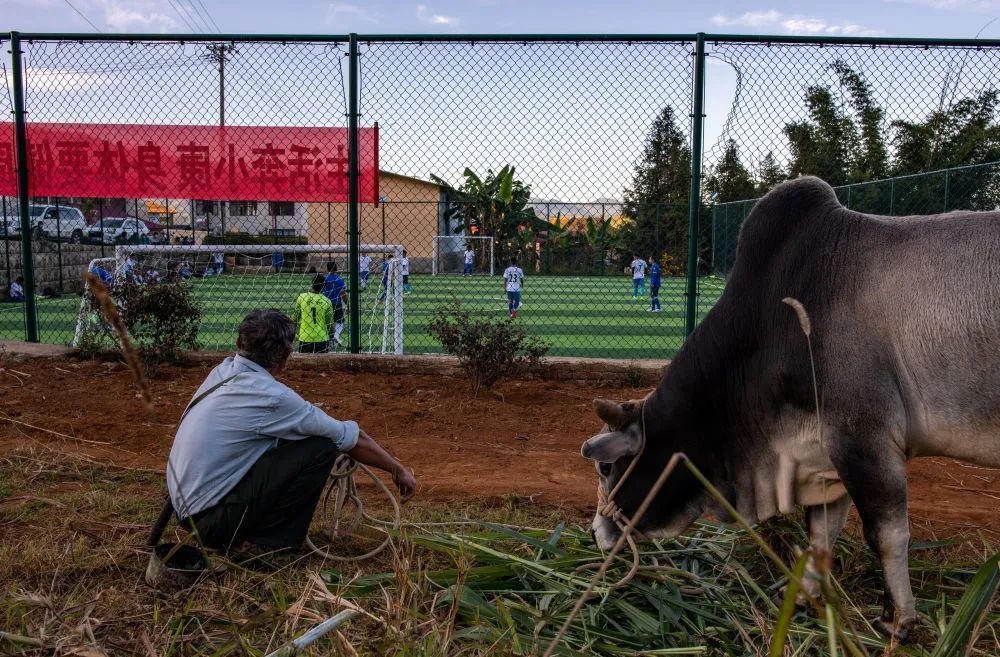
874, 617, 915, 643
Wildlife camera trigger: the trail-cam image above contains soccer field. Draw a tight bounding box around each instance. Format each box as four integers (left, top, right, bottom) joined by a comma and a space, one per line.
0, 274, 726, 359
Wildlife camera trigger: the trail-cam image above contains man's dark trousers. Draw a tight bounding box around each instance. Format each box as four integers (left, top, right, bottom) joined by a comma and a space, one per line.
186, 436, 338, 551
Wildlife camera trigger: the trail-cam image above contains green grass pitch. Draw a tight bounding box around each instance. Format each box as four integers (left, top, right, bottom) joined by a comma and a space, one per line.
0, 274, 726, 359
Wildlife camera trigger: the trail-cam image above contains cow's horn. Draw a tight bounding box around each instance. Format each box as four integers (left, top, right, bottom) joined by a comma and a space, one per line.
593, 398, 625, 426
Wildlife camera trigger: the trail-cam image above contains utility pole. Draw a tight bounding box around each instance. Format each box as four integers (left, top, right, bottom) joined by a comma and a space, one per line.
203, 44, 237, 236
203, 44, 236, 127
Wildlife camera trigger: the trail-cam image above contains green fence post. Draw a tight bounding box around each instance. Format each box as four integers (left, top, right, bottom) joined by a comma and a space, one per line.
347, 33, 361, 354
684, 33, 706, 337
943, 169, 950, 212
10, 32, 38, 342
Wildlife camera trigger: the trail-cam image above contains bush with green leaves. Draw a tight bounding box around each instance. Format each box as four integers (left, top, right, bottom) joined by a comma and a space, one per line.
428, 300, 548, 393
79, 277, 203, 368
112, 278, 202, 366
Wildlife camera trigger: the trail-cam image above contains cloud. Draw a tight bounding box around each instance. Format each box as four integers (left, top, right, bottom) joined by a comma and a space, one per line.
5, 67, 111, 92
711, 9, 882, 36
886, 0, 1000, 9
416, 4, 457, 26
325, 2, 377, 24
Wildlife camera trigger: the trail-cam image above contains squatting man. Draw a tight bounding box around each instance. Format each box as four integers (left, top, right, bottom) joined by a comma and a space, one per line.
166, 309, 417, 564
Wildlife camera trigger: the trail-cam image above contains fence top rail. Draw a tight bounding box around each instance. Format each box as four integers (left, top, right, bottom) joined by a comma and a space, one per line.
9, 31, 1000, 48
715, 159, 1000, 208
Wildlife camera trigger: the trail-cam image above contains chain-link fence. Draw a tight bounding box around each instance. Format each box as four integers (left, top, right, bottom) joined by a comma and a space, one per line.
4, 33, 1000, 358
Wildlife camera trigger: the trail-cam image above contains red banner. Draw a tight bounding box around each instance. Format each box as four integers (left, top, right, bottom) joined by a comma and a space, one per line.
0, 122, 378, 203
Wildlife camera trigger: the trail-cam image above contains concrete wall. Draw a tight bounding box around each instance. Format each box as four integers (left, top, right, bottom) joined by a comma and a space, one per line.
306, 172, 443, 271
1, 240, 105, 299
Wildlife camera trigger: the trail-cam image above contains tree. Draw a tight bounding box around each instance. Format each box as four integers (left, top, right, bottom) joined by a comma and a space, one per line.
783, 60, 888, 186
755, 151, 786, 195
620, 106, 691, 265
431, 166, 544, 268
706, 139, 755, 203
891, 90, 1000, 211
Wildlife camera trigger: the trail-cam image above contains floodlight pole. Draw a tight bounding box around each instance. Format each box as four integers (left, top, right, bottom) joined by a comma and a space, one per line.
10, 32, 38, 342
347, 34, 361, 353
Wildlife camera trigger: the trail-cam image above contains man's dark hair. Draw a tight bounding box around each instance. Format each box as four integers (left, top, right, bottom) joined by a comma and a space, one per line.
15, 276, 23, 284
311, 274, 325, 292
326, 261, 337, 273
509, 257, 517, 266
237, 309, 295, 369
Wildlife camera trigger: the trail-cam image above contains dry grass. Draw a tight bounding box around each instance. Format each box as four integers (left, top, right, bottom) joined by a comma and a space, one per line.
1, 448, 997, 656
0, 449, 568, 656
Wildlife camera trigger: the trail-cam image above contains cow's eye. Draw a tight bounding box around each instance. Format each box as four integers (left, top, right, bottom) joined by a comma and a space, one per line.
598, 462, 613, 477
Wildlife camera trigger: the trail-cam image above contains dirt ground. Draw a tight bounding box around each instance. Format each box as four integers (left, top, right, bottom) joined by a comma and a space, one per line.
1, 354, 998, 541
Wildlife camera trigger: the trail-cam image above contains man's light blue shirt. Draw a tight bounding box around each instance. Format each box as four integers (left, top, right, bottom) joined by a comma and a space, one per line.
166, 354, 360, 518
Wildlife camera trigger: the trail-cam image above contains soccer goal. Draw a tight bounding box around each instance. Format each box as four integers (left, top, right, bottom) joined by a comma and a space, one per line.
431, 235, 495, 275
73, 243, 406, 355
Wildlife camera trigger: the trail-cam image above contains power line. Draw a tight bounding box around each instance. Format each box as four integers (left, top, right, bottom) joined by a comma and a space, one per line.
61, 0, 103, 32
180, 0, 215, 34
165, 0, 202, 33
191, 0, 222, 33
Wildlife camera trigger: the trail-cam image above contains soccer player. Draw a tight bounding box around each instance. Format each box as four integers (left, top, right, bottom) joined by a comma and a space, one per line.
378, 258, 390, 302
293, 274, 333, 353
629, 253, 647, 298
463, 245, 475, 276
503, 257, 525, 319
7, 276, 25, 302
322, 262, 349, 347
359, 253, 372, 290
648, 255, 662, 312
401, 249, 412, 294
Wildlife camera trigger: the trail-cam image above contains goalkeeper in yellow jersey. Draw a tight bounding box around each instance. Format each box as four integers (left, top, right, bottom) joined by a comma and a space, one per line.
292, 274, 334, 353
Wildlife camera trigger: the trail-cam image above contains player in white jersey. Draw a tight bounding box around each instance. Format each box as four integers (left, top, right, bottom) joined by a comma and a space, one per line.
463, 246, 475, 276
401, 249, 412, 293
359, 253, 372, 289
503, 257, 525, 319
629, 254, 648, 298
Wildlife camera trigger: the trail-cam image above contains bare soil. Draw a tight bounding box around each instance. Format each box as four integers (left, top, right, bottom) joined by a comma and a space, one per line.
1, 354, 998, 540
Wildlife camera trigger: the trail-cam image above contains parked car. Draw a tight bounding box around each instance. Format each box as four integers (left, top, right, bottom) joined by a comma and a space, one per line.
2, 205, 88, 243
87, 217, 151, 244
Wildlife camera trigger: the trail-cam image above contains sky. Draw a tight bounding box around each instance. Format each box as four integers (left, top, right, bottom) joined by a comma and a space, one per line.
3, 0, 1000, 203
5, 0, 1000, 39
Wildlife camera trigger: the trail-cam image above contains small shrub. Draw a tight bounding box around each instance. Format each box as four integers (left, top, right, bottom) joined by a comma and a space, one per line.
114, 278, 202, 366
428, 299, 549, 393
82, 277, 202, 369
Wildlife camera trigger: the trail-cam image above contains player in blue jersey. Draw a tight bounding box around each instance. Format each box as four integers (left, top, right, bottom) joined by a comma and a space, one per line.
648, 255, 662, 312
322, 262, 349, 347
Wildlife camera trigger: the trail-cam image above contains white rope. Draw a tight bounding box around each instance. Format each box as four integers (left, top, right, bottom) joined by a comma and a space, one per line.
304, 454, 401, 562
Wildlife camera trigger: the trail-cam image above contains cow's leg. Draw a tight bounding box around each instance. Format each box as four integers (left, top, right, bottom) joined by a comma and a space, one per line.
799, 494, 853, 605
830, 436, 915, 640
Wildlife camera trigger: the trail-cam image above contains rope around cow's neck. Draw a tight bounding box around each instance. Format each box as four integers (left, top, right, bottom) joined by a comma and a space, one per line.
589, 400, 649, 589
304, 454, 401, 561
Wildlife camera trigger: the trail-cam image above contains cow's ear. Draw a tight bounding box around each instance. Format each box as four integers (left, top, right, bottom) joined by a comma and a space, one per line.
581, 430, 641, 462
594, 398, 626, 427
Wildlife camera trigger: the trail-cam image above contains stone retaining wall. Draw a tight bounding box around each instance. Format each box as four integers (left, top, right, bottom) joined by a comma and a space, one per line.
1, 240, 106, 299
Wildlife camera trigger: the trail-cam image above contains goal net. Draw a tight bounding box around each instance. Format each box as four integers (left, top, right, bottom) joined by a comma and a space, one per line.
74, 244, 405, 355
432, 235, 495, 275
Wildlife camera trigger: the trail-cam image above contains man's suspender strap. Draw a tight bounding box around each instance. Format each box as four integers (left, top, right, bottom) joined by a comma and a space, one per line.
147, 372, 241, 548
177, 373, 240, 424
